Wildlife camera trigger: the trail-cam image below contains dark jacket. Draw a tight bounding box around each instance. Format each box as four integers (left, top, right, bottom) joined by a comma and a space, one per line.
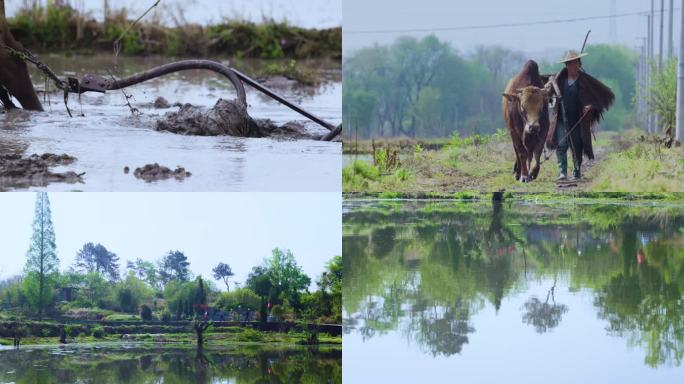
546, 68, 615, 159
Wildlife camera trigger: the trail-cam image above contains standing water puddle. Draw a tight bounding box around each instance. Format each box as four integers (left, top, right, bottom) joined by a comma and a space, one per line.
0, 55, 341, 191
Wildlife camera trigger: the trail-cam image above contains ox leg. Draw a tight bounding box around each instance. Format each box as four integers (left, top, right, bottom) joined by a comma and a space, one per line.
513, 159, 520, 180
529, 149, 542, 180
518, 152, 530, 183
511, 144, 521, 181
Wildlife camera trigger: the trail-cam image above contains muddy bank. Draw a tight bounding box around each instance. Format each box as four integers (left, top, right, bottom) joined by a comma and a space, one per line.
9, 6, 341, 59
132, 163, 191, 183
0, 153, 83, 189
155, 99, 323, 140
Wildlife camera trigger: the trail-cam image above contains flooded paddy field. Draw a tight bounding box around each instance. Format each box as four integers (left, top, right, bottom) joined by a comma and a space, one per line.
343, 198, 684, 383
0, 54, 341, 191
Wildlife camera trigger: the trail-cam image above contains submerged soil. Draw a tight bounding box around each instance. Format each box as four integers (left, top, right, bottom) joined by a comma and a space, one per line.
0, 152, 83, 189
132, 163, 192, 182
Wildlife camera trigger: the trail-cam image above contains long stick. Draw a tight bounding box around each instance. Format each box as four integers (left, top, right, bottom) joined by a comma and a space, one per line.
580, 30, 591, 53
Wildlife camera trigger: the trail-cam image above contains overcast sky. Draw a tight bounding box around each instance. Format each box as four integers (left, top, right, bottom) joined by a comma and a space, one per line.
0, 193, 341, 289
344, 0, 681, 60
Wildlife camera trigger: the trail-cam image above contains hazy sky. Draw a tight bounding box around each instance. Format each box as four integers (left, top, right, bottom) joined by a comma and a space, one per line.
5, 0, 341, 28
344, 0, 681, 60
0, 193, 341, 289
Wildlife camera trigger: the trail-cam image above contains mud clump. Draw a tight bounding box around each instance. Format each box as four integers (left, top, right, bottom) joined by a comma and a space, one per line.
252, 119, 321, 140
133, 163, 191, 182
0, 153, 83, 188
153, 97, 171, 109
155, 99, 322, 140
156, 99, 254, 136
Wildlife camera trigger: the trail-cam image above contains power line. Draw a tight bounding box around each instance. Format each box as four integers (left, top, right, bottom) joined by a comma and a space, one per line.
345, 8, 678, 35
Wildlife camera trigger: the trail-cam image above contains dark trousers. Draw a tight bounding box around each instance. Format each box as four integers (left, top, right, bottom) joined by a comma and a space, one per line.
556, 121, 583, 176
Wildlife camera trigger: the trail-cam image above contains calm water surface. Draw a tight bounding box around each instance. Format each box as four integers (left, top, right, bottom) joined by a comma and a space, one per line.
343, 199, 684, 383
0, 343, 341, 383
0, 55, 341, 191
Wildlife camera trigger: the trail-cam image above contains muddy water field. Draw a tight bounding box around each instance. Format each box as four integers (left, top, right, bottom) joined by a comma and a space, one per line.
0, 54, 341, 191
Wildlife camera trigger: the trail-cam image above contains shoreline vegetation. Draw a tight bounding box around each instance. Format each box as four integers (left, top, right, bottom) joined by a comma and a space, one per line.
7, 3, 341, 60
0, 319, 342, 347
344, 191, 684, 202
343, 129, 684, 193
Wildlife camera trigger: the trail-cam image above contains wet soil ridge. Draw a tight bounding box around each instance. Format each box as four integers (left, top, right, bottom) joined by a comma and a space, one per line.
133, 163, 191, 182
8, 5, 341, 59
156, 99, 322, 140
0, 153, 83, 186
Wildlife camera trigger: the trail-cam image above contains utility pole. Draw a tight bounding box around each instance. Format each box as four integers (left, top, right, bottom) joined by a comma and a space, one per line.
659, 0, 664, 69
668, 0, 674, 58
648, 9, 654, 133
676, 0, 684, 142
639, 39, 648, 129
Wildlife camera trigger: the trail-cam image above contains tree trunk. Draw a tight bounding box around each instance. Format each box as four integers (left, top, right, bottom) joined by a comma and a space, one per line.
0, 0, 44, 111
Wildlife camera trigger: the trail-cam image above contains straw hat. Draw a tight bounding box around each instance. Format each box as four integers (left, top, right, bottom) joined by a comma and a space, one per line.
558, 49, 588, 63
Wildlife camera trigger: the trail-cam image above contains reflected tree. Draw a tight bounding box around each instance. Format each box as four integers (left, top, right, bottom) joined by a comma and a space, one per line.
522, 283, 568, 333
413, 298, 475, 357
344, 199, 684, 368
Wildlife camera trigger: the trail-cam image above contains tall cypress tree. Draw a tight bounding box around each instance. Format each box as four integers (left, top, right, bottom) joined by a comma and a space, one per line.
25, 192, 59, 319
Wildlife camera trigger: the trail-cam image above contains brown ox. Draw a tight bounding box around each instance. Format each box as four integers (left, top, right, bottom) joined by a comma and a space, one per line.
502, 60, 549, 183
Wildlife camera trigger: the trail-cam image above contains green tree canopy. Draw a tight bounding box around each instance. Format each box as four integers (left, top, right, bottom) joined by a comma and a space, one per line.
73, 242, 120, 281
158, 250, 191, 285
212, 262, 234, 292
24, 192, 59, 318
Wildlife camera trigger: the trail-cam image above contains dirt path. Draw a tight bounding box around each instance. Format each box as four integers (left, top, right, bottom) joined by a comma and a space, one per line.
343, 131, 641, 193
554, 133, 632, 191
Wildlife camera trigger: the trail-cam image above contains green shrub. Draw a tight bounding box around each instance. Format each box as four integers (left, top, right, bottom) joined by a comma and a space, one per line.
160, 310, 172, 322
352, 160, 380, 180
394, 168, 412, 182
92, 326, 105, 339
239, 328, 264, 342
65, 325, 78, 337
140, 304, 153, 321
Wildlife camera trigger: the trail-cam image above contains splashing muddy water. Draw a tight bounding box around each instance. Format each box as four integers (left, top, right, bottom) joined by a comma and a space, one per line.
0, 54, 341, 191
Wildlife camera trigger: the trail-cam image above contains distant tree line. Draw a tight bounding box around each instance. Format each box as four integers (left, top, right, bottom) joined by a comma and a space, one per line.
343, 35, 637, 139
0, 193, 341, 324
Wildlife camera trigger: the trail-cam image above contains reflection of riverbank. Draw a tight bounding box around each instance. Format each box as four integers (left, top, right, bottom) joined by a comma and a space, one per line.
343, 199, 684, 382
0, 343, 342, 383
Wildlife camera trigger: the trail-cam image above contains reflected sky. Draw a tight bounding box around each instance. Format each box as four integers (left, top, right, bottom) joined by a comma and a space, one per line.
343, 199, 684, 383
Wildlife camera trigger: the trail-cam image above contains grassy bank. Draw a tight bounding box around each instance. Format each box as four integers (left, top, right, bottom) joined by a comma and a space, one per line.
344, 191, 684, 203
0, 321, 341, 347
343, 129, 684, 193
8, 5, 340, 59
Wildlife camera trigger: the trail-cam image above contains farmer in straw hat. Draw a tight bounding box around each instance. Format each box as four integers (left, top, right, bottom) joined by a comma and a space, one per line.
546, 49, 614, 181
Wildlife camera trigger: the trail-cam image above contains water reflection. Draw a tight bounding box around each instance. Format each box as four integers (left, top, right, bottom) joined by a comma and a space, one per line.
0, 344, 341, 383
344, 199, 684, 376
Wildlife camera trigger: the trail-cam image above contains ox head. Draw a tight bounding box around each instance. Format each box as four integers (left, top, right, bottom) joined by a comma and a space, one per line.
503, 86, 549, 135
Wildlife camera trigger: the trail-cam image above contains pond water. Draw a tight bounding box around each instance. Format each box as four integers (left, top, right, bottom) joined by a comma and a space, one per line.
343, 199, 684, 383
0, 343, 341, 383
0, 54, 341, 191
